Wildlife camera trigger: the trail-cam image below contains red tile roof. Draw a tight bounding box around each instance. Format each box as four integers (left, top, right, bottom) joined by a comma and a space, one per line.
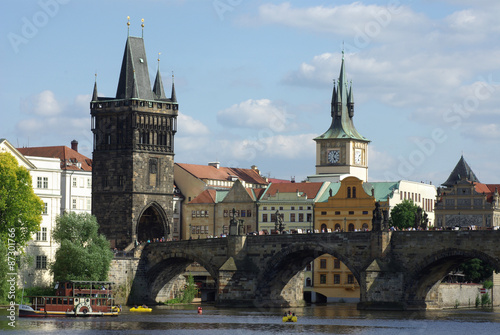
17, 146, 92, 171
176, 163, 268, 185
263, 182, 324, 199
246, 188, 266, 201
189, 189, 217, 204
268, 178, 293, 184
474, 183, 500, 203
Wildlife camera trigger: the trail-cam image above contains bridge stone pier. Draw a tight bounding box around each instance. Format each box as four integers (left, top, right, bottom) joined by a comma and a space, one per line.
126, 231, 500, 310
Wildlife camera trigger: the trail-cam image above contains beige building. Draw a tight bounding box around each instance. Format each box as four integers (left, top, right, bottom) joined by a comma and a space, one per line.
435, 156, 500, 229
257, 182, 333, 233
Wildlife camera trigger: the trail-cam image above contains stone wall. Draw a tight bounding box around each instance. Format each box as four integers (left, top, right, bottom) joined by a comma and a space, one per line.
108, 257, 139, 305
437, 283, 483, 308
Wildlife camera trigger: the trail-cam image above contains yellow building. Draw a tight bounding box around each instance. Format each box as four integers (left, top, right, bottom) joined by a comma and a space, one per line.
313, 176, 375, 302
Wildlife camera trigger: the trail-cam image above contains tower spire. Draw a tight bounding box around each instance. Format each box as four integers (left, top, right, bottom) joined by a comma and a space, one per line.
92, 73, 98, 101
152, 53, 166, 99
171, 71, 177, 103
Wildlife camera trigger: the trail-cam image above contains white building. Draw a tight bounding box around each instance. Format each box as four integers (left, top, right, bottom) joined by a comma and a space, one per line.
0, 139, 61, 287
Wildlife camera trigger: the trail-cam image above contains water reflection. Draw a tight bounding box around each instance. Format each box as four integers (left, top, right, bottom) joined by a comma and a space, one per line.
2, 304, 500, 334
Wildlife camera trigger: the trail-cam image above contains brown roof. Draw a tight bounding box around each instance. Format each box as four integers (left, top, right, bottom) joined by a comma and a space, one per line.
189, 189, 217, 204
263, 182, 324, 199
17, 146, 92, 171
246, 188, 266, 201
176, 163, 268, 185
268, 178, 293, 184
474, 183, 500, 203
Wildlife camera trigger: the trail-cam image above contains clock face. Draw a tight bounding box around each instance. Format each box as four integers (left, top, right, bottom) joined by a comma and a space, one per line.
328, 150, 340, 164
355, 149, 362, 164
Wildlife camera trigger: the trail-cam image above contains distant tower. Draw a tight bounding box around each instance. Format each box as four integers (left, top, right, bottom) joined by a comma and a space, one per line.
90, 24, 178, 249
313, 51, 370, 181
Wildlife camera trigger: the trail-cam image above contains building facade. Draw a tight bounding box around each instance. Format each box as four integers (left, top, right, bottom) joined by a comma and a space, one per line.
435, 156, 500, 229
91, 34, 178, 249
257, 182, 333, 233
1, 139, 61, 288
313, 176, 375, 302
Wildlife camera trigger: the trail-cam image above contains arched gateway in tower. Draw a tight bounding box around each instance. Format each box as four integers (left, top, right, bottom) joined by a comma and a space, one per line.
90, 33, 178, 249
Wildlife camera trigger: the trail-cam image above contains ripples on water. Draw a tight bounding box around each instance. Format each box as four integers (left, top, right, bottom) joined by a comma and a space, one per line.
2, 304, 500, 334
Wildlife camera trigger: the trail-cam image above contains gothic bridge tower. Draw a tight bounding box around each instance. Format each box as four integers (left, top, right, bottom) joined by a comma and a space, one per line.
91, 31, 178, 249
314, 52, 370, 182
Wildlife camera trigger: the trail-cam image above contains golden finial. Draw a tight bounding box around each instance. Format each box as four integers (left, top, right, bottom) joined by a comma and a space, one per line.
158, 52, 161, 62
141, 18, 144, 38
127, 16, 130, 36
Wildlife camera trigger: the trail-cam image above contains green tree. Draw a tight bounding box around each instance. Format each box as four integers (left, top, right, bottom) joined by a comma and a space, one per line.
51, 212, 113, 282
0, 152, 44, 247
389, 200, 421, 230
459, 258, 494, 283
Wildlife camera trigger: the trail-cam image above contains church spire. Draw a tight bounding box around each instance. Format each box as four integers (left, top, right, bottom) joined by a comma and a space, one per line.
171, 72, 177, 103
152, 53, 167, 99
314, 52, 368, 143
92, 74, 98, 102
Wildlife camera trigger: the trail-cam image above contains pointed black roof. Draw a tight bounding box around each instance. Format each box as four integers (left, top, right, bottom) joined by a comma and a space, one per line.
442, 155, 480, 187
92, 80, 98, 102
116, 36, 153, 100
171, 75, 177, 103
153, 66, 166, 100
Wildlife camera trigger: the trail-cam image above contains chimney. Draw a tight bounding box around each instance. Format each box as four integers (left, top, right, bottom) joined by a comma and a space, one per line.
71, 140, 78, 152
208, 162, 220, 169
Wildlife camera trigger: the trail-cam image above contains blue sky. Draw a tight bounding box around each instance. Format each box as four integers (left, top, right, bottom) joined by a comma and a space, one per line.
1, 0, 499, 185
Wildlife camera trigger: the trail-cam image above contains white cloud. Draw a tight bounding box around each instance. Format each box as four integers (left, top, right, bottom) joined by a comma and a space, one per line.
217, 99, 295, 132
177, 112, 210, 136
22, 90, 62, 116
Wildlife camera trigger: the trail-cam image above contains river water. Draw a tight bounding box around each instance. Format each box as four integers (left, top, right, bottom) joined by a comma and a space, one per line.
2, 303, 500, 334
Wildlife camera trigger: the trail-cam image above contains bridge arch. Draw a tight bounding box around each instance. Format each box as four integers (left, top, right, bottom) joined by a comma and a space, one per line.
405, 248, 500, 306
142, 246, 219, 303
255, 242, 362, 306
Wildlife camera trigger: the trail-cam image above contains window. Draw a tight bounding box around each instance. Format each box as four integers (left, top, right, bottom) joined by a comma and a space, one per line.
320, 274, 326, 284
271, 207, 275, 210
347, 274, 355, 284
362, 211, 369, 215
87, 198, 91, 210
37, 177, 48, 189
79, 178, 84, 188
335, 211, 341, 215
36, 255, 47, 269
334, 274, 340, 284
42, 202, 48, 215
291, 206, 295, 210
348, 223, 355, 231
349, 211, 354, 215
72, 198, 77, 209
262, 214, 268, 222
192, 211, 196, 218
246, 210, 251, 217
321, 211, 327, 215
306, 278, 312, 287
224, 210, 228, 217
279, 206, 283, 210
307, 214, 312, 222
72, 177, 77, 187
87, 178, 91, 188
270, 213, 276, 222
36, 227, 47, 241
307, 206, 311, 210
262, 207, 267, 210
320, 259, 327, 269
347, 187, 351, 198
352, 187, 356, 198
290, 213, 296, 222
299, 206, 303, 210
299, 213, 304, 222
334, 259, 340, 269
241, 210, 246, 217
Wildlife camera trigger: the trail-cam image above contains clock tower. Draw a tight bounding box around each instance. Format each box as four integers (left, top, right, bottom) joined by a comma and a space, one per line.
313, 52, 370, 182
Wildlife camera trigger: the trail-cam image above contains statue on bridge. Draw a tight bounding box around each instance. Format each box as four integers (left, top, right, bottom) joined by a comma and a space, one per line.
372, 202, 383, 231
229, 208, 243, 236
274, 210, 284, 234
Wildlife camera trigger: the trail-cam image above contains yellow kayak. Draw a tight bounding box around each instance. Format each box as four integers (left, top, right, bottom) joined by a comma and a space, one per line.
282, 315, 297, 322
112, 306, 121, 313
130, 306, 152, 312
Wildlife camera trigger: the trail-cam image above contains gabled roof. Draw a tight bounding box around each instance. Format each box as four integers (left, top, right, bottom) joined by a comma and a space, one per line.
267, 178, 293, 184
248, 188, 266, 201
17, 146, 92, 171
189, 189, 217, 204
442, 155, 479, 187
260, 182, 324, 200
0, 139, 36, 169
175, 163, 268, 185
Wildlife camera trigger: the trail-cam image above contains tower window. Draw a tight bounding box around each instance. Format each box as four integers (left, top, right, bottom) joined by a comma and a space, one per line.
347, 187, 351, 198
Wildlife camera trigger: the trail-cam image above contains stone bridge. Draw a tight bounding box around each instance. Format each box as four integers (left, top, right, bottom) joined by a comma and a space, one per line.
127, 230, 500, 310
